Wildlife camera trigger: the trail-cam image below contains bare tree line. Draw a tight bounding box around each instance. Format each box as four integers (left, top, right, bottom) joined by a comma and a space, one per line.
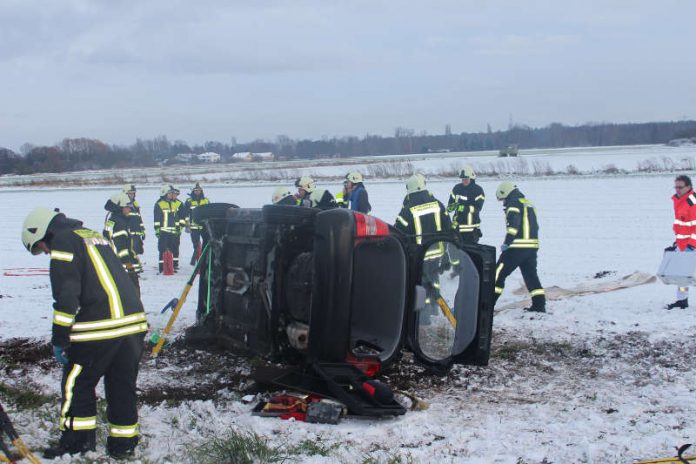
2, 120, 696, 175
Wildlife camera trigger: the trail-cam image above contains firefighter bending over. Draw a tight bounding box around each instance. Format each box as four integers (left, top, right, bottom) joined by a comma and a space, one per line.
494, 181, 545, 313
104, 193, 143, 295
21, 207, 147, 459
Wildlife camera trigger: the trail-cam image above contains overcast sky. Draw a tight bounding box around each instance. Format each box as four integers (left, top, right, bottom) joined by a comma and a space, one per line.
1, 0, 695, 151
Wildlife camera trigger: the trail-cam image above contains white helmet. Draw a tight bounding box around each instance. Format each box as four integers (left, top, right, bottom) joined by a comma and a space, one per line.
295, 176, 316, 193
111, 192, 132, 207
121, 184, 136, 194
406, 174, 426, 194
496, 181, 517, 200
161, 184, 179, 196
22, 207, 60, 254
346, 171, 363, 183
459, 165, 476, 180
272, 186, 294, 204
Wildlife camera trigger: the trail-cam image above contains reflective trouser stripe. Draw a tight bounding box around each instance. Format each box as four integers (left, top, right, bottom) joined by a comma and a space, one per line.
60, 364, 83, 431
109, 423, 139, 438
495, 286, 504, 294
63, 416, 97, 431
530, 288, 545, 297
495, 263, 504, 281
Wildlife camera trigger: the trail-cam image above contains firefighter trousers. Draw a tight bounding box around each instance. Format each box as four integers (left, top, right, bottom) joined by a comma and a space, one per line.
158, 232, 180, 271
494, 248, 545, 309
60, 333, 145, 455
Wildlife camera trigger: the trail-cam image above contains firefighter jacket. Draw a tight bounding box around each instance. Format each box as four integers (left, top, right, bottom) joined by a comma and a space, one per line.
447, 181, 485, 234
335, 191, 348, 208
48, 224, 147, 348
104, 199, 144, 254
181, 195, 210, 231
395, 190, 451, 260
104, 211, 143, 274
503, 190, 539, 249
672, 188, 696, 250
154, 197, 184, 236
348, 184, 371, 214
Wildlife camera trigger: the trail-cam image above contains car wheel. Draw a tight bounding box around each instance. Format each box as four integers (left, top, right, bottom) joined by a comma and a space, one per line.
262, 204, 318, 225
193, 203, 239, 222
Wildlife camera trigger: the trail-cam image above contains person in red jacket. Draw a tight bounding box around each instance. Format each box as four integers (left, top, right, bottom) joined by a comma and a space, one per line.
667, 175, 696, 309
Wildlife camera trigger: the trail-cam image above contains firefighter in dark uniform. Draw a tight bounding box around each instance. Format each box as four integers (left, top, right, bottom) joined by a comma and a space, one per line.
180, 183, 210, 265
104, 193, 143, 295
121, 184, 145, 257
494, 181, 546, 312
395, 174, 451, 319
272, 186, 298, 205
154, 184, 184, 272
295, 176, 337, 209
21, 207, 147, 459
447, 165, 485, 243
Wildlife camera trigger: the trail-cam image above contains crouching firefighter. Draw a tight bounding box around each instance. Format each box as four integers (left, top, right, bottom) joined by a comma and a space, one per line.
394, 174, 452, 315
104, 193, 143, 296
21, 207, 148, 459
494, 181, 546, 313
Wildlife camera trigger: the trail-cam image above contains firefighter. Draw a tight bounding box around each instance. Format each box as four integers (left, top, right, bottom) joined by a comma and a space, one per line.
272, 186, 298, 205
21, 207, 147, 459
395, 174, 451, 320
295, 176, 336, 209
494, 181, 545, 313
345, 171, 371, 214
666, 174, 696, 309
180, 183, 210, 265
121, 184, 145, 255
447, 165, 485, 243
154, 184, 183, 273
294, 176, 315, 207
104, 193, 143, 295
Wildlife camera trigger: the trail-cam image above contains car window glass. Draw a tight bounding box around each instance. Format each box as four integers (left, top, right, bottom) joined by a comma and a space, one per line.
418, 240, 457, 361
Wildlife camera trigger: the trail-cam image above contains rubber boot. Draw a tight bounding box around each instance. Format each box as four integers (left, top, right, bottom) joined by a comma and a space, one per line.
44, 430, 96, 459
666, 298, 688, 310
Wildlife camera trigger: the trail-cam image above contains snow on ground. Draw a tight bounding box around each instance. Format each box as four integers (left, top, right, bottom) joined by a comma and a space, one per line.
1, 149, 695, 463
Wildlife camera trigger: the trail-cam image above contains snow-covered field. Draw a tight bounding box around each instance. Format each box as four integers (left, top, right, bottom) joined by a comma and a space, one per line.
1, 145, 695, 463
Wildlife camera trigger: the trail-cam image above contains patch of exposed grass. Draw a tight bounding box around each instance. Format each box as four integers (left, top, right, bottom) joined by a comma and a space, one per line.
192, 429, 294, 464
361, 451, 415, 464
289, 437, 338, 457
0, 382, 55, 408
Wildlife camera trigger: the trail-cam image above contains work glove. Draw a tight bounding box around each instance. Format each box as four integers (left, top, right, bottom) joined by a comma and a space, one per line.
53, 345, 69, 365
500, 244, 509, 253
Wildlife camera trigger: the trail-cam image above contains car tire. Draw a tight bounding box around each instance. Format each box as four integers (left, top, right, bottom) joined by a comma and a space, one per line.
193, 203, 239, 223
262, 204, 318, 225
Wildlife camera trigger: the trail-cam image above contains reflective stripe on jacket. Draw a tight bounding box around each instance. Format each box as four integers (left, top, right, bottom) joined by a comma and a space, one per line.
503, 191, 540, 249
672, 189, 696, 250
49, 228, 147, 346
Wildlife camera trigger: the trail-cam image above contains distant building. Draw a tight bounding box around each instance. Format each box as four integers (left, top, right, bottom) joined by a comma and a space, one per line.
198, 152, 221, 163
174, 153, 196, 162
231, 151, 275, 162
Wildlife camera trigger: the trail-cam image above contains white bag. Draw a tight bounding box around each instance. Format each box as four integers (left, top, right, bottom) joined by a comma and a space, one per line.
657, 250, 696, 286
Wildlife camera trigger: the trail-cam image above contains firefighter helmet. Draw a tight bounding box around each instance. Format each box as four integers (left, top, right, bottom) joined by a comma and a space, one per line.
345, 171, 363, 183
295, 176, 316, 193
272, 186, 294, 204
192, 182, 203, 192
111, 192, 132, 207
459, 165, 476, 180
161, 184, 179, 196
121, 184, 136, 194
21, 207, 60, 254
406, 174, 426, 194
496, 181, 517, 200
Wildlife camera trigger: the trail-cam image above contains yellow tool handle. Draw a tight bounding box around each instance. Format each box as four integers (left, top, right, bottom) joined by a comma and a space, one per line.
151, 284, 193, 358
436, 296, 457, 329
12, 438, 41, 464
